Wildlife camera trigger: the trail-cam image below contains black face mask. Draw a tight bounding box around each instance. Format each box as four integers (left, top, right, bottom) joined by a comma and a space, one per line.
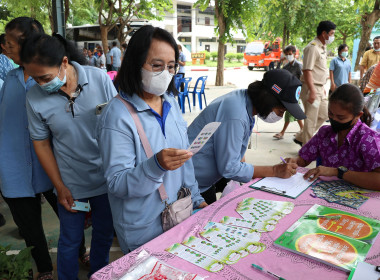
329, 118, 354, 133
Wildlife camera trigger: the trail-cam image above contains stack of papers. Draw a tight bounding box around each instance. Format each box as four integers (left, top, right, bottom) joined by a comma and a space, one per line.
166, 198, 295, 272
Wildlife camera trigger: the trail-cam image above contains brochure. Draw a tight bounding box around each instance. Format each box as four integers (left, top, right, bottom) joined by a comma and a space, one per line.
274, 204, 377, 271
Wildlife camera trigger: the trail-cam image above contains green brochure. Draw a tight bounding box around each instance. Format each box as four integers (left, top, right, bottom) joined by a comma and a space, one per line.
301, 204, 380, 244
274, 204, 378, 272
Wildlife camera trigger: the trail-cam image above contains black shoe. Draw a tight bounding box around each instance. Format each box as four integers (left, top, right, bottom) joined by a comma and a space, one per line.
0, 213, 5, 227
293, 138, 303, 147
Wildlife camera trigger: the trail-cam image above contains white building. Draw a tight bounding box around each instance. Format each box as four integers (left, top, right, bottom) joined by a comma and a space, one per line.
150, 0, 247, 54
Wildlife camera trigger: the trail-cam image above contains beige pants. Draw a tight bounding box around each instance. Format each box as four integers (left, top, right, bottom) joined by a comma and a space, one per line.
295, 83, 328, 144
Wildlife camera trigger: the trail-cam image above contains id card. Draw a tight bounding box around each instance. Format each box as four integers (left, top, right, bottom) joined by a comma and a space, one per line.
71, 201, 90, 212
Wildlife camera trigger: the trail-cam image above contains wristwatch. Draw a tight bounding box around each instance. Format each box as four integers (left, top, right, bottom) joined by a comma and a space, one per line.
337, 166, 348, 179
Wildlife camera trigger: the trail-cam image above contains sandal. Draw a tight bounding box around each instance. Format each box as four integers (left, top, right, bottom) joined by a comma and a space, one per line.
37, 272, 53, 280
273, 133, 284, 140
79, 252, 91, 268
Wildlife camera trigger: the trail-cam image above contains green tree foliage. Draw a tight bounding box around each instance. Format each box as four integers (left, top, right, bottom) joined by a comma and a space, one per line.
0, 0, 97, 34
96, 0, 172, 53
195, 0, 259, 86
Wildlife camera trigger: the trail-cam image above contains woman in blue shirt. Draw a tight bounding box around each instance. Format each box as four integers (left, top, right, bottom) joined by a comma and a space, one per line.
21, 33, 116, 279
96, 25, 207, 253
329, 44, 351, 93
188, 69, 305, 204
0, 17, 57, 280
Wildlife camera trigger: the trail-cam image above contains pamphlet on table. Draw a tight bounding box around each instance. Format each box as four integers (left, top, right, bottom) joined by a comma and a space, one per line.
274, 204, 380, 271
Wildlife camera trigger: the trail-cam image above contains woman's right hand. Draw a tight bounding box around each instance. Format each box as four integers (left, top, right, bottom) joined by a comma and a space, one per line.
57, 185, 77, 212
157, 148, 193, 170
273, 162, 298, 178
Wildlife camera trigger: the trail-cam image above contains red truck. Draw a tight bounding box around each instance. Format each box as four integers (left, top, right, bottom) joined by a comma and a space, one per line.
243, 38, 282, 71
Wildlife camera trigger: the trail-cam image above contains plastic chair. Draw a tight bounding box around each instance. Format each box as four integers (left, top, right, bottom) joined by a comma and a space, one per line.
190, 76, 208, 109
107, 71, 118, 81
174, 74, 183, 91
177, 77, 192, 113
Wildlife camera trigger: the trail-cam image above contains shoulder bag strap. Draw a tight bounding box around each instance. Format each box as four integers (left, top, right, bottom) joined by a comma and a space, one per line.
116, 94, 168, 201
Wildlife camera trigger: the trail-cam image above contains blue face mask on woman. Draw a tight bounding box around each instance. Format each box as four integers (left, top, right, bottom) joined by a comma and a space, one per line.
40, 66, 66, 93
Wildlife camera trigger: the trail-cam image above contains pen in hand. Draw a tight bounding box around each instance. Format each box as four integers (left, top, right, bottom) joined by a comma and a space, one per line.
280, 157, 287, 164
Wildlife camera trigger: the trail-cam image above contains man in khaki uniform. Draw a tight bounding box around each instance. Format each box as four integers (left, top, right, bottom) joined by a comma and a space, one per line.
294, 21, 336, 146
360, 36, 380, 79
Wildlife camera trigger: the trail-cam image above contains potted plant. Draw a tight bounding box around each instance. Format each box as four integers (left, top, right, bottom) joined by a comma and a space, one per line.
0, 245, 33, 280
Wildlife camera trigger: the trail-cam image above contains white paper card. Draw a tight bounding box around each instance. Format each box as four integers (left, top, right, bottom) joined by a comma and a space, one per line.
351, 262, 380, 280
251, 172, 315, 198
188, 122, 221, 154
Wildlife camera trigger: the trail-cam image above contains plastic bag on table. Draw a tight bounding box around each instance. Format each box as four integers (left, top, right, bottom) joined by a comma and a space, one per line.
221, 180, 242, 198
119, 250, 208, 280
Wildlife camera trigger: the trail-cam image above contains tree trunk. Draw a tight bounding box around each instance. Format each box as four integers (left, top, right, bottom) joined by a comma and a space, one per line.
282, 23, 286, 49
216, 38, 225, 86
286, 30, 290, 47
64, 0, 70, 26
215, 0, 225, 86
100, 26, 109, 55
354, 0, 380, 71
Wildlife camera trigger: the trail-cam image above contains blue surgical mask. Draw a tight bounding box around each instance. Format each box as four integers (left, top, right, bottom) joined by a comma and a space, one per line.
375, 48, 380, 52
40, 66, 66, 93
340, 52, 348, 58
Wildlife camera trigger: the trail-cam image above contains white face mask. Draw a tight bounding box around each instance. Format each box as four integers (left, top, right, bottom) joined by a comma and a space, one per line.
286, 55, 294, 62
258, 111, 282, 123
325, 35, 334, 45
141, 68, 173, 96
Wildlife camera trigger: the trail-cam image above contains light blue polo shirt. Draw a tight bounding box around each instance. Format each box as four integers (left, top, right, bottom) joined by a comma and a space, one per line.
26, 61, 118, 199
109, 47, 121, 67
96, 91, 204, 253
188, 89, 255, 193
178, 51, 186, 74
0, 68, 53, 198
329, 56, 351, 87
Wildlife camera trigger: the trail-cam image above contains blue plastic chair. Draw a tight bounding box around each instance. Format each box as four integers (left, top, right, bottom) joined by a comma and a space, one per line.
177, 77, 192, 113
190, 76, 208, 109
174, 74, 183, 91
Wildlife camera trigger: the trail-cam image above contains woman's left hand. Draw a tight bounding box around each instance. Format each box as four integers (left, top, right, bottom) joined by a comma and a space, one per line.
157, 148, 193, 170
303, 166, 338, 181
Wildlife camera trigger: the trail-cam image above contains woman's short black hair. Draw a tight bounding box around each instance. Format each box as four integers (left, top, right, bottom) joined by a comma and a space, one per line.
284, 45, 296, 54
5, 17, 44, 45
317, 21, 336, 36
116, 25, 179, 97
338, 44, 348, 53
329, 84, 372, 126
247, 81, 284, 118
20, 33, 87, 66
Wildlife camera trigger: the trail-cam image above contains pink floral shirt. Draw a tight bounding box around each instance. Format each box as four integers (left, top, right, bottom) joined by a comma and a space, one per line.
299, 120, 380, 171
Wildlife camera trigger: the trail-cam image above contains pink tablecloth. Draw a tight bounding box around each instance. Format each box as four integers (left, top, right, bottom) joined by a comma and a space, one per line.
92, 180, 380, 280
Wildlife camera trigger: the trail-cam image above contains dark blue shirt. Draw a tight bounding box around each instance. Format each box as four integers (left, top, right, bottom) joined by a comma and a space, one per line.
0, 68, 53, 198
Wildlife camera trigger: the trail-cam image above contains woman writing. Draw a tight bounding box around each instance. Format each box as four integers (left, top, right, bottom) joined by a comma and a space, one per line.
288, 84, 380, 190
188, 69, 303, 204
96, 25, 207, 253
21, 33, 116, 279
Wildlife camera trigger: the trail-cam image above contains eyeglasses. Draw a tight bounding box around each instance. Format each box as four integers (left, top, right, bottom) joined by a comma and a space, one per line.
145, 62, 178, 76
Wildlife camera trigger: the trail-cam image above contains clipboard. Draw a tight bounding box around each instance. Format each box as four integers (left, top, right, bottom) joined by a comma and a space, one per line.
250, 173, 315, 199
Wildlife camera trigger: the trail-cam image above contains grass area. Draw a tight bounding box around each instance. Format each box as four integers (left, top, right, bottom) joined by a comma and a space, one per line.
191, 60, 245, 67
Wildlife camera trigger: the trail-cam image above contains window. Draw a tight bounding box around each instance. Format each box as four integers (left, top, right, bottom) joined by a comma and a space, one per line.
205, 17, 210, 26
178, 16, 192, 32
177, 5, 191, 14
